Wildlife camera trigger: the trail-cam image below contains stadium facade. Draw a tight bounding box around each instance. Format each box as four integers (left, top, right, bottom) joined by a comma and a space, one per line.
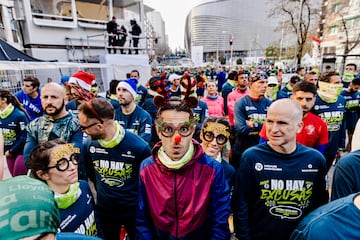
184, 0, 281, 63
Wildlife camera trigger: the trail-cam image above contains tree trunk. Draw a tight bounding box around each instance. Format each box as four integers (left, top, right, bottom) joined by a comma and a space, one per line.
340, 55, 347, 76
297, 44, 303, 67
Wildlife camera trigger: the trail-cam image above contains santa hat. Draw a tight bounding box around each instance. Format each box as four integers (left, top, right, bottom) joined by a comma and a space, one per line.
69, 70, 96, 91
117, 78, 138, 99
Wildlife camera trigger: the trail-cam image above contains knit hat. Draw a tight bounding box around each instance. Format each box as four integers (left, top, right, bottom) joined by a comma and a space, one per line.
238, 69, 250, 76
117, 78, 138, 99
249, 72, 268, 82
69, 70, 96, 91
60, 75, 70, 84
0, 176, 60, 240
267, 76, 278, 86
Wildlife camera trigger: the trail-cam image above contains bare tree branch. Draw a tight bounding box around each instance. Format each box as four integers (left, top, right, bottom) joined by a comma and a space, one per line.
266, 0, 317, 66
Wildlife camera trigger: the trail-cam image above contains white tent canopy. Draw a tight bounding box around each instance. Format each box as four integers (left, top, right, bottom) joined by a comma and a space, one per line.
301, 53, 315, 66
0, 61, 111, 70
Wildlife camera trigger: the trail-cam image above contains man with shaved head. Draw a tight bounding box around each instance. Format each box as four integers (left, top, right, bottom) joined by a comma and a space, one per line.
24, 83, 82, 165
233, 99, 328, 240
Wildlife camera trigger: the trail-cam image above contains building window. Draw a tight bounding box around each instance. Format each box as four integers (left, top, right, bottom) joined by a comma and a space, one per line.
30, 0, 73, 20
7, 7, 19, 43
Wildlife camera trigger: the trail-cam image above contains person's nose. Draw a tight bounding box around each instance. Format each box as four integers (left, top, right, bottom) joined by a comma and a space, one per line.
209, 136, 218, 145
68, 160, 77, 170
299, 99, 307, 108
270, 123, 280, 132
172, 133, 182, 144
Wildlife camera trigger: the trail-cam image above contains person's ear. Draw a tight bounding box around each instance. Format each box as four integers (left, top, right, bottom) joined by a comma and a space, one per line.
199, 131, 204, 142
154, 119, 161, 137
296, 121, 304, 134
36, 170, 50, 181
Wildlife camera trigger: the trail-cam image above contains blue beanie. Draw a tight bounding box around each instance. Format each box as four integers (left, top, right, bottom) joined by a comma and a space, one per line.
117, 78, 138, 99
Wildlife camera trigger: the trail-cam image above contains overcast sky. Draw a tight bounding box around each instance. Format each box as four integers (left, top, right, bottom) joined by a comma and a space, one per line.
143, 0, 211, 51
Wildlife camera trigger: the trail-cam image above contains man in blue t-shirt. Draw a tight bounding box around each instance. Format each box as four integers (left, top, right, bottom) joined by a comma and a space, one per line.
216, 66, 227, 92
233, 72, 271, 168
234, 99, 328, 240
291, 193, 360, 240
24, 83, 82, 164
14, 76, 43, 120
78, 98, 151, 240
331, 150, 360, 200
129, 69, 148, 107
114, 78, 152, 144
312, 71, 346, 169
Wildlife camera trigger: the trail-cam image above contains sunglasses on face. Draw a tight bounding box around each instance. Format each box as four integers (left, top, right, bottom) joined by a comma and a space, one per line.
159, 123, 194, 138
202, 131, 228, 145
46, 153, 79, 172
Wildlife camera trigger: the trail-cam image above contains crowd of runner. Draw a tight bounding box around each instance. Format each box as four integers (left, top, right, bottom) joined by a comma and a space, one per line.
1, 62, 360, 239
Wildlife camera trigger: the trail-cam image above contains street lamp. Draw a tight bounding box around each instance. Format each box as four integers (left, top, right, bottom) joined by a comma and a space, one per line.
229, 34, 233, 66
216, 31, 227, 64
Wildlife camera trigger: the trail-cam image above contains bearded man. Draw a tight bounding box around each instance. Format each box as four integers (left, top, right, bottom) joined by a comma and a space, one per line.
24, 82, 82, 166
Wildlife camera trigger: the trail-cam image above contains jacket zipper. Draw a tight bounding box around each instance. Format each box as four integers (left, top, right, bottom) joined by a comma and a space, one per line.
174, 172, 178, 239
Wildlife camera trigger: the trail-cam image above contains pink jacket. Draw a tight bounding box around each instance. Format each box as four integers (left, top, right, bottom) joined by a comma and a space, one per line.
227, 88, 249, 126
201, 95, 224, 117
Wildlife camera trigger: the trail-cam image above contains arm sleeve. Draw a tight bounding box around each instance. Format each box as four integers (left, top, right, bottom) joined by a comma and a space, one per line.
196, 103, 208, 131
83, 140, 96, 184
314, 144, 326, 154
23, 124, 37, 166
69, 129, 83, 151
14, 91, 22, 101
136, 164, 154, 240
106, 22, 111, 33
311, 156, 329, 208
234, 99, 252, 135
222, 89, 229, 115
331, 155, 357, 201
11, 115, 29, 154
138, 113, 152, 144
227, 94, 235, 124
233, 156, 252, 240
352, 119, 360, 151
209, 163, 231, 240
317, 121, 329, 145
338, 108, 347, 149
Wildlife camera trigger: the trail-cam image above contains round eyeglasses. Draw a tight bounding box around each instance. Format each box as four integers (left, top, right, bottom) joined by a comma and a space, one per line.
46, 153, 79, 172
160, 123, 194, 138
203, 131, 228, 145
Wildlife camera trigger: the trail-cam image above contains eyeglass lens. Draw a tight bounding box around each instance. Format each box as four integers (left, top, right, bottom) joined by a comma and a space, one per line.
203, 131, 227, 145
160, 124, 193, 138
49, 154, 79, 171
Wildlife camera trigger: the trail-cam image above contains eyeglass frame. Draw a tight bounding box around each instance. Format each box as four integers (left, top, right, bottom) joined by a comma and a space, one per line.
157, 122, 195, 138
45, 153, 80, 172
202, 131, 228, 145
80, 122, 100, 131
